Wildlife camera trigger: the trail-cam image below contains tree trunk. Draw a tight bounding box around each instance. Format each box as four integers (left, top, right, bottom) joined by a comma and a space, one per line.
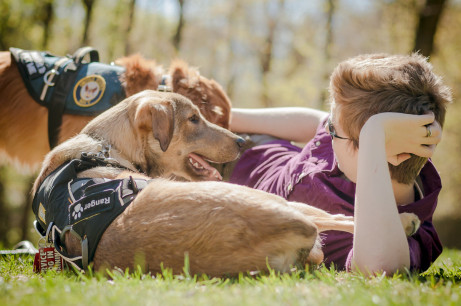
319, 0, 337, 109
224, 1, 242, 100
413, 0, 447, 57
41, 0, 54, 49
82, 0, 97, 46
173, 0, 185, 54
125, 0, 136, 55
259, 0, 285, 108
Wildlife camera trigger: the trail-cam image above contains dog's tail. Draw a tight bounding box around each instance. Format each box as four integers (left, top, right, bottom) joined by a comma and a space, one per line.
286, 201, 354, 234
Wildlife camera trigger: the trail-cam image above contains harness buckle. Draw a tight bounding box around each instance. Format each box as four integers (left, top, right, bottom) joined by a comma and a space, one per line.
44, 69, 59, 86
40, 69, 60, 101
37, 221, 54, 248
98, 144, 111, 159
45, 222, 55, 244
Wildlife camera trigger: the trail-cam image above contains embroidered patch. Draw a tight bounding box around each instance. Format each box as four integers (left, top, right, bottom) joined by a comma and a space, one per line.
68, 190, 114, 225
38, 203, 46, 223
73, 75, 106, 107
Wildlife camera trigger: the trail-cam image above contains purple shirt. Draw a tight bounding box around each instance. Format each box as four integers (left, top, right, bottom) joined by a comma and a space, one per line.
230, 120, 443, 271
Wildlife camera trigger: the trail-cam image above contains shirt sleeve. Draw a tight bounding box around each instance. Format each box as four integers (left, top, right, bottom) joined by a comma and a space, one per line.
407, 221, 442, 271
397, 161, 443, 271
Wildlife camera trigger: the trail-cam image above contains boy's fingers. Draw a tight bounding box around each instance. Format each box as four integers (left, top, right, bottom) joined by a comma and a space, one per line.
389, 153, 411, 166
429, 121, 442, 139
420, 122, 442, 144
414, 144, 436, 158
418, 112, 435, 125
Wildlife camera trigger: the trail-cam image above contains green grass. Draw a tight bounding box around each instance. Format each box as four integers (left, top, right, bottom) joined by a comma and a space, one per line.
1, 249, 461, 306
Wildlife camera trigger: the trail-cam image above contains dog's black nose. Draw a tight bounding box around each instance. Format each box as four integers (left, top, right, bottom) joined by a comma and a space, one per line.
236, 137, 246, 148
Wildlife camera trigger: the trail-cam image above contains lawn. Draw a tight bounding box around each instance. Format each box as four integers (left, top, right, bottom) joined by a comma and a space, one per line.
1, 249, 460, 306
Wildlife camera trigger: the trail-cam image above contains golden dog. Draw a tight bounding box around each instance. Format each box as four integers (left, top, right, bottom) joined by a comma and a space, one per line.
33, 90, 355, 277
0, 51, 231, 168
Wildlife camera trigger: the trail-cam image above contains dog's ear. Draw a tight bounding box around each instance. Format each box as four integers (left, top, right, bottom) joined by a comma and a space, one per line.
169, 59, 200, 90
152, 102, 175, 152
115, 54, 163, 96
135, 101, 175, 152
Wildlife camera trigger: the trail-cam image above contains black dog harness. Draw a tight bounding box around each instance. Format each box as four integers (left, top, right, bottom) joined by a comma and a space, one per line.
10, 47, 126, 149
32, 154, 150, 271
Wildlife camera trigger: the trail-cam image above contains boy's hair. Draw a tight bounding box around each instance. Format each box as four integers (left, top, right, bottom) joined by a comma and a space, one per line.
329, 53, 452, 184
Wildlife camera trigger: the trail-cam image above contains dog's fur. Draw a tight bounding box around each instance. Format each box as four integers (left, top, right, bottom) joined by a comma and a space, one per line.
33, 90, 356, 277
0, 51, 231, 168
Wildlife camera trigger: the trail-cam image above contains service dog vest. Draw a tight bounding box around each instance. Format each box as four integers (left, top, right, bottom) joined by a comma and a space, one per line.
10, 47, 126, 149
32, 156, 150, 271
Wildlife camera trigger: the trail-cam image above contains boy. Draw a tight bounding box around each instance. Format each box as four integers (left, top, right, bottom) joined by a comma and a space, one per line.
229, 53, 452, 274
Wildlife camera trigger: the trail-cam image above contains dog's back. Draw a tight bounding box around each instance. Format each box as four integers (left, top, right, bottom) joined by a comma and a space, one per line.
0, 51, 50, 167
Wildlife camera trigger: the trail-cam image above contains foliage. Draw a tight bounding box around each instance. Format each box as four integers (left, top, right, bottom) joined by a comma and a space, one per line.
1, 249, 461, 306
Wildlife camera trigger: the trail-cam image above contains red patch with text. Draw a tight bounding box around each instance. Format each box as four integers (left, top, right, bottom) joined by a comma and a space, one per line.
33, 247, 64, 273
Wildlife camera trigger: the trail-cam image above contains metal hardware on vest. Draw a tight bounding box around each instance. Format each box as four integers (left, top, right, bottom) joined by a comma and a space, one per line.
157, 74, 172, 92
80, 151, 130, 171
40, 69, 58, 100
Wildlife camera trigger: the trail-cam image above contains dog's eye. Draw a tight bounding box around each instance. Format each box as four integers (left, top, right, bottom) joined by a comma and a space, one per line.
189, 114, 200, 124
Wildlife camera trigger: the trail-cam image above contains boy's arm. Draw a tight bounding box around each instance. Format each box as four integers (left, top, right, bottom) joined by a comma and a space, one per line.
230, 107, 328, 143
352, 113, 440, 275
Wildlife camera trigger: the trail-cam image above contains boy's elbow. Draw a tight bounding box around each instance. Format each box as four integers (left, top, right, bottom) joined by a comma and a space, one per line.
351, 255, 410, 276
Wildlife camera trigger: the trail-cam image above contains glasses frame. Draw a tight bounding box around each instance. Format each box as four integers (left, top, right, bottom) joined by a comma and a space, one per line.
327, 117, 350, 140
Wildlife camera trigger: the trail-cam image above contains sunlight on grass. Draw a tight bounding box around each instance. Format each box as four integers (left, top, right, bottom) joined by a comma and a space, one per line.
1, 249, 460, 306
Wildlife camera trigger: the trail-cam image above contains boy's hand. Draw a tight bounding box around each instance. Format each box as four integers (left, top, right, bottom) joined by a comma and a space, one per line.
364, 113, 442, 166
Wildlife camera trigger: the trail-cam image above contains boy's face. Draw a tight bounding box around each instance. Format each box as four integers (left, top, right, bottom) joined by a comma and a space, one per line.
327, 108, 359, 183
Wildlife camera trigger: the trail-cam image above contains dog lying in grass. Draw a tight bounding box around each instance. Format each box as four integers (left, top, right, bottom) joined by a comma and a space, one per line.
0, 50, 231, 168
32, 90, 356, 277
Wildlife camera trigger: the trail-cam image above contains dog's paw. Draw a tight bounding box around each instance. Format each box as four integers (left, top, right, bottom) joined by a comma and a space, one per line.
399, 212, 421, 236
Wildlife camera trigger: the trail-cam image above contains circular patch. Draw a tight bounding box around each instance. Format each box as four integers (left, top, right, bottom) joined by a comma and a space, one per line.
73, 75, 106, 107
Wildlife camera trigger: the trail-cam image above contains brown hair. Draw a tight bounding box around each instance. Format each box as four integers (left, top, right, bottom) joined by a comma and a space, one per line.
329, 53, 452, 184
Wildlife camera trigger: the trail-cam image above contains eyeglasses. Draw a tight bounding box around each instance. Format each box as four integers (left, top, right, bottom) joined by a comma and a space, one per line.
327, 117, 350, 140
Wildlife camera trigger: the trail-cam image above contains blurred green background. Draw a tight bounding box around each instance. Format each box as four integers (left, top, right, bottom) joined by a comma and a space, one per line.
0, 0, 460, 248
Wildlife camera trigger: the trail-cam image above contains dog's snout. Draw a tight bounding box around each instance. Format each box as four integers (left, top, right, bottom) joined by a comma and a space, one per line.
235, 137, 246, 148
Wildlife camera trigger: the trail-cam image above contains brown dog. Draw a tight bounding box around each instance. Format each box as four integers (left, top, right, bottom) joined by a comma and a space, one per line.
32, 90, 355, 277
0, 51, 231, 168
33, 90, 239, 186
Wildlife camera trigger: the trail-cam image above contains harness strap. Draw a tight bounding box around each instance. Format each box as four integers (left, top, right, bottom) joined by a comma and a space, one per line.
73, 47, 99, 65
46, 57, 73, 149
47, 47, 101, 149
66, 47, 100, 71
50, 225, 86, 272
